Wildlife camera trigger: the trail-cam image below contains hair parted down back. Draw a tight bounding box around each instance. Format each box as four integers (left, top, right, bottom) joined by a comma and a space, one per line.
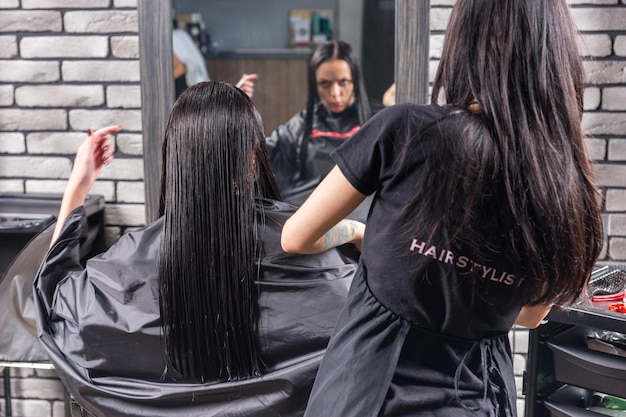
157, 82, 280, 382
410, 0, 604, 306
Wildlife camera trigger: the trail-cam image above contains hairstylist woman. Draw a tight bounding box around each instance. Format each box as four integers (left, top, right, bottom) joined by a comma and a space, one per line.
282, 1, 603, 416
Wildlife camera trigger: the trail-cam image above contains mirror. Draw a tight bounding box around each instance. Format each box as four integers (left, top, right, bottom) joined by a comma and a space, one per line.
138, 0, 428, 221
170, 0, 395, 135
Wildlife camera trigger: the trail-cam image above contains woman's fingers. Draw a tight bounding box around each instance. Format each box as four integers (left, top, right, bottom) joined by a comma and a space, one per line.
88, 126, 120, 167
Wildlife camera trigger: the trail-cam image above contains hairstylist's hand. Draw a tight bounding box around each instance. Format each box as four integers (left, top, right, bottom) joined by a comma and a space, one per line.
236, 73, 259, 98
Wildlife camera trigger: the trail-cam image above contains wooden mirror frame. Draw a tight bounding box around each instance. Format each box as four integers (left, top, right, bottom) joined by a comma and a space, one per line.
137, 0, 430, 222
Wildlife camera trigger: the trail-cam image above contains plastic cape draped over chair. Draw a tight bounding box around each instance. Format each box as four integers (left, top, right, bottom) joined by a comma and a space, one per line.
0, 223, 53, 364
32, 201, 355, 417
0, 223, 57, 417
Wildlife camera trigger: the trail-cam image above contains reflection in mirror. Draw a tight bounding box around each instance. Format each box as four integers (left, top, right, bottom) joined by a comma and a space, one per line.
170, 0, 394, 135
139, 0, 409, 220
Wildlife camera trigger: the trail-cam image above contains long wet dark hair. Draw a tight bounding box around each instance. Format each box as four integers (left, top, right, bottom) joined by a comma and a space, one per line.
408, 0, 603, 306
158, 82, 281, 382
298, 40, 372, 176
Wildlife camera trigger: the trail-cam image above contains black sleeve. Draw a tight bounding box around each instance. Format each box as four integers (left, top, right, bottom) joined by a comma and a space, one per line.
331, 104, 410, 196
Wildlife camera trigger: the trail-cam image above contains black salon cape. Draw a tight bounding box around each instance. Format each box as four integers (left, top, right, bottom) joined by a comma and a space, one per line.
266, 103, 375, 222
266, 103, 361, 206
34, 199, 356, 417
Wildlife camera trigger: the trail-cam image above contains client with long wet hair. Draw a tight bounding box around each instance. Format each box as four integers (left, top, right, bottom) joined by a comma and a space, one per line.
35, 82, 359, 416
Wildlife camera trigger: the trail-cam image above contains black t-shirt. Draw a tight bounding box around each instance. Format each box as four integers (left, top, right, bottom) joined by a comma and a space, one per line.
333, 103, 525, 339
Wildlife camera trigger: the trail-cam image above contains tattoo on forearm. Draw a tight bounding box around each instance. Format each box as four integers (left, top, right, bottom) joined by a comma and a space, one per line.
323, 220, 357, 250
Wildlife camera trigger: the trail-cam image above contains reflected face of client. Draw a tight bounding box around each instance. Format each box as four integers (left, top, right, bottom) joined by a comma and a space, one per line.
315, 59, 355, 114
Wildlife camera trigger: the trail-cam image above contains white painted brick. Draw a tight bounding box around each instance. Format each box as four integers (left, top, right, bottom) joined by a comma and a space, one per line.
0, 60, 59, 82
616, 35, 626, 57
428, 60, 439, 84
0, 180, 24, 192
107, 85, 141, 108
585, 137, 606, 160
0, 0, 19, 8
62, 60, 140, 82
513, 353, 526, 376
91, 181, 116, 201
26, 179, 115, 201
97, 157, 144, 180
607, 138, 626, 160
23, 0, 109, 7
69, 109, 142, 131
0, 156, 71, 178
114, 0, 138, 7
12, 376, 65, 400
0, 84, 13, 106
104, 226, 123, 248
64, 11, 138, 33
16, 85, 104, 108
606, 189, 626, 211
585, 60, 626, 84
579, 34, 613, 57
0, 35, 17, 58
34, 369, 58, 378
609, 214, 626, 235
117, 180, 144, 203
21, 36, 109, 58
583, 112, 626, 136
430, 34, 444, 59
111, 35, 139, 58
0, 398, 51, 417
25, 179, 67, 194
52, 400, 66, 417
116, 133, 143, 155
26, 132, 85, 154
572, 8, 626, 31
104, 203, 146, 226
517, 399, 525, 417
593, 163, 626, 187
608, 237, 626, 260
515, 375, 523, 397
602, 87, 626, 111
0, 109, 67, 131
508, 328, 529, 355
584, 87, 601, 110
0, 132, 25, 153
0, 10, 61, 32
430, 8, 452, 32
600, 230, 609, 260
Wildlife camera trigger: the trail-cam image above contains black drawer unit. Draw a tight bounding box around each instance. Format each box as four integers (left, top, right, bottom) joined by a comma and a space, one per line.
524, 295, 626, 416
0, 192, 105, 279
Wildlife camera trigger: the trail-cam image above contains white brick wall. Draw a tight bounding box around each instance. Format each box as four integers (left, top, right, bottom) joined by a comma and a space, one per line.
0, 1, 624, 417
0, 2, 145, 234
0, 2, 143, 413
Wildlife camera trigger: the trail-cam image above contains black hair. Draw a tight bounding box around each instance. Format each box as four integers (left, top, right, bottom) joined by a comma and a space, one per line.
158, 81, 280, 382
407, 0, 603, 306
